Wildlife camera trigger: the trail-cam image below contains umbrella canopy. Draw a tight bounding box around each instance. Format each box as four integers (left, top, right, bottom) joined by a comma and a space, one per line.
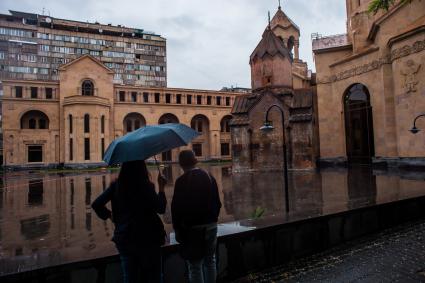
103, 123, 200, 165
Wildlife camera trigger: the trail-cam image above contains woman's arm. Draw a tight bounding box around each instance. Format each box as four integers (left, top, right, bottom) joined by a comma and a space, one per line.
91, 183, 115, 220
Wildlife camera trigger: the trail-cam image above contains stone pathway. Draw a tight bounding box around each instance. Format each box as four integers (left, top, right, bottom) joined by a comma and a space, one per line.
234, 219, 425, 283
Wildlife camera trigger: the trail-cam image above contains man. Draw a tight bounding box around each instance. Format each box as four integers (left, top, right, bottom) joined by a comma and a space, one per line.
171, 150, 222, 283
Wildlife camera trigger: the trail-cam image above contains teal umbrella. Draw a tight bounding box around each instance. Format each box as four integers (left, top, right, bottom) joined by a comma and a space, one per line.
103, 123, 200, 165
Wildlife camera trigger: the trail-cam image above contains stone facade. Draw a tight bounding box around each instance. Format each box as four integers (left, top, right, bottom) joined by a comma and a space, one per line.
1, 55, 237, 168
313, 0, 425, 167
230, 6, 318, 172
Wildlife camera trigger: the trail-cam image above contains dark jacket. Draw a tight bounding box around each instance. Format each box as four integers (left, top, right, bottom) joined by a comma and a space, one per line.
171, 168, 221, 231
91, 181, 167, 254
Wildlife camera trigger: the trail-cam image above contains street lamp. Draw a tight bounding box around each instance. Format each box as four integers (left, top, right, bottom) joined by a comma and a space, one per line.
260, 104, 290, 213
410, 114, 425, 134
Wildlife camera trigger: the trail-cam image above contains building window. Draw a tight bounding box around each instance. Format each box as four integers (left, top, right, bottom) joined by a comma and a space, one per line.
197, 95, 202, 105
143, 92, 149, 103
154, 93, 160, 103
126, 120, 132, 133
101, 115, 105, 134
226, 97, 230, 106
31, 87, 38, 99
29, 118, 36, 129
176, 94, 181, 104
131, 92, 137, 102
101, 138, 105, 158
82, 80, 94, 96
165, 93, 171, 103
192, 144, 202, 157
84, 138, 90, 160
15, 86, 23, 98
187, 95, 192, 104
84, 114, 90, 133
216, 96, 221, 105
28, 145, 43, 162
221, 116, 232, 132
69, 138, 73, 161
39, 119, 47, 129
69, 114, 73, 134
45, 88, 53, 99
221, 143, 230, 156
207, 96, 212, 105
119, 91, 126, 101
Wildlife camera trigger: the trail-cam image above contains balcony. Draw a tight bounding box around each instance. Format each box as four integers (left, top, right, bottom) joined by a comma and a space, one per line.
63, 95, 110, 107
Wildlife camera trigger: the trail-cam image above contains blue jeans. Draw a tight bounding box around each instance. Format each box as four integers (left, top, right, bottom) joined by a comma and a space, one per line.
186, 224, 218, 283
120, 247, 162, 283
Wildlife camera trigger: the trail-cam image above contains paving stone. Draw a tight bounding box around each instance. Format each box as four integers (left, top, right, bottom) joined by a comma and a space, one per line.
234, 220, 425, 283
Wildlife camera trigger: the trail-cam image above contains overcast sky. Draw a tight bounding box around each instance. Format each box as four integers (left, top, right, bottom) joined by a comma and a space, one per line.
1, 0, 347, 90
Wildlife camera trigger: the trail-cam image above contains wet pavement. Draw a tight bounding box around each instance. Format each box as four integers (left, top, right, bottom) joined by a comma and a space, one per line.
0, 165, 425, 276
235, 219, 425, 283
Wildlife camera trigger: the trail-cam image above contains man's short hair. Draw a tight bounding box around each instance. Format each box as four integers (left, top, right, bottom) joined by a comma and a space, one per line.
179, 150, 198, 167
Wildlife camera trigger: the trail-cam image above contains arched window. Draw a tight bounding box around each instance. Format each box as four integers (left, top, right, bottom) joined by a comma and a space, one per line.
101, 115, 105, 134
21, 110, 50, 130
220, 115, 232, 133
69, 114, 73, 134
81, 80, 94, 96
123, 113, 146, 134
84, 114, 90, 133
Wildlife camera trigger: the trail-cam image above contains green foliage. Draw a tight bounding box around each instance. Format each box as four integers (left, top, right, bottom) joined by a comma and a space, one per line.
368, 0, 411, 14
251, 206, 266, 219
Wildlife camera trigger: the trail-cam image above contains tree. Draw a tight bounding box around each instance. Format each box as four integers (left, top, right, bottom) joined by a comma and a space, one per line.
368, 0, 412, 14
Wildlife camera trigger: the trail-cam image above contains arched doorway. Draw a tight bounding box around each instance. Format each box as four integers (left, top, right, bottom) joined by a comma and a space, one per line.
344, 84, 375, 164
20, 110, 50, 163
190, 114, 210, 160
158, 113, 179, 162
123, 113, 146, 134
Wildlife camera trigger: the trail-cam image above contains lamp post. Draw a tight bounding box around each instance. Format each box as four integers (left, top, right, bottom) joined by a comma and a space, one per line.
410, 114, 425, 134
260, 104, 290, 213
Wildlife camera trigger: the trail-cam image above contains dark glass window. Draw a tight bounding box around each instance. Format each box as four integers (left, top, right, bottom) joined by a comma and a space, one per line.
192, 144, 202, 157
197, 95, 202, 105
69, 114, 73, 134
143, 92, 149, 103
135, 120, 140, 129
101, 115, 105, 134
119, 91, 125, 101
207, 96, 212, 105
28, 146, 42, 162
69, 138, 73, 161
45, 88, 53, 99
39, 119, 47, 129
176, 94, 181, 104
187, 95, 192, 104
154, 93, 160, 103
221, 143, 230, 156
31, 87, 38, 99
82, 80, 94, 96
226, 97, 230, 106
15, 86, 23, 98
84, 138, 90, 160
166, 93, 171, 103
84, 114, 90, 133
131, 92, 137, 102
216, 96, 221, 105
29, 119, 36, 129
126, 120, 132, 133
101, 138, 105, 158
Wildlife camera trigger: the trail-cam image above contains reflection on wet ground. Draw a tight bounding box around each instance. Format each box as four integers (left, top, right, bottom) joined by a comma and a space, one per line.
0, 165, 424, 275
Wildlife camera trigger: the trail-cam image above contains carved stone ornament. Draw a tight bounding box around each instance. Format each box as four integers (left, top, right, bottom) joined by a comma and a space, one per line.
400, 59, 421, 93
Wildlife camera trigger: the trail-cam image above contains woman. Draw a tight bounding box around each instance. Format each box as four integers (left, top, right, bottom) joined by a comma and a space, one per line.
92, 160, 167, 283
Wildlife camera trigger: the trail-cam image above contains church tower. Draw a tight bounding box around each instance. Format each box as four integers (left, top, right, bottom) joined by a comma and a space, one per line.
249, 18, 293, 91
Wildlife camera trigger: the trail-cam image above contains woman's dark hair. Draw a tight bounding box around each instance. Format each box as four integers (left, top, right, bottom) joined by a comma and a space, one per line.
116, 160, 151, 196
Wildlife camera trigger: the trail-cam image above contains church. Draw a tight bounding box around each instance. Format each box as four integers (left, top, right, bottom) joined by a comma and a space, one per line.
230, 4, 318, 172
